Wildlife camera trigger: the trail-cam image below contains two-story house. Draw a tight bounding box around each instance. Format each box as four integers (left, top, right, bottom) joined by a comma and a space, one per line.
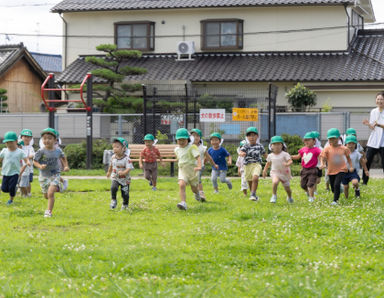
52, 0, 382, 112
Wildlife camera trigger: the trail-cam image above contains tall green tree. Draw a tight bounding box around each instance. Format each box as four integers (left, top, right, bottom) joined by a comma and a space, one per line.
85, 44, 147, 113
0, 88, 8, 113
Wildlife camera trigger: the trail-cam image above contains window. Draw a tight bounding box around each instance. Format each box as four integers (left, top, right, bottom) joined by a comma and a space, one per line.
201, 19, 243, 50
115, 22, 155, 51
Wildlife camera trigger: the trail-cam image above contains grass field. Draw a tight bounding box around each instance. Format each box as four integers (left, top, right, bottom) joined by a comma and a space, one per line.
0, 177, 383, 296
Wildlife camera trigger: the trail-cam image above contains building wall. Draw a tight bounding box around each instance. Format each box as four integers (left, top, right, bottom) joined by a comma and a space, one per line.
63, 5, 348, 66
0, 58, 43, 113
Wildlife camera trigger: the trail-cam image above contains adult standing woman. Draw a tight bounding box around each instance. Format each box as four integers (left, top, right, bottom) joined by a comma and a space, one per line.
362, 91, 384, 184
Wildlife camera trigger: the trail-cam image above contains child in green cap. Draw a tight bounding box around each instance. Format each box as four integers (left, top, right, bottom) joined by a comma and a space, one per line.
207, 132, 232, 193
263, 136, 294, 203
106, 137, 134, 210
34, 128, 69, 217
174, 128, 202, 210
19, 129, 35, 197
139, 134, 164, 191
239, 127, 266, 201
0, 131, 30, 205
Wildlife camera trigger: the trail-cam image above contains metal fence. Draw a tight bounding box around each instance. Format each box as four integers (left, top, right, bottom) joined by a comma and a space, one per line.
0, 111, 372, 143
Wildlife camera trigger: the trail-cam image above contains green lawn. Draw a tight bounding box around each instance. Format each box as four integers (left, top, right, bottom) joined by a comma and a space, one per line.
0, 177, 383, 296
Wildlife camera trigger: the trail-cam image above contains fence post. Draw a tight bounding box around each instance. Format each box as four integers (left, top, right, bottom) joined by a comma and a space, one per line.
48, 73, 55, 128
317, 112, 322, 139
142, 84, 147, 135
86, 73, 93, 169
185, 83, 189, 129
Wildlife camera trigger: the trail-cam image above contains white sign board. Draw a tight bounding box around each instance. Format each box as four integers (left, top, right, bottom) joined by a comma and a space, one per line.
199, 109, 225, 122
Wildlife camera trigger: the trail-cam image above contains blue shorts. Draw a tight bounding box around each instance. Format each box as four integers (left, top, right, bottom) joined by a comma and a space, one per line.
29, 173, 34, 183
342, 170, 360, 185
1, 174, 19, 197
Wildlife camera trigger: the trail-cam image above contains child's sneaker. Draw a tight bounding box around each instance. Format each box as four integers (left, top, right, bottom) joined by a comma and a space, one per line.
287, 197, 294, 204
44, 210, 52, 217
121, 204, 128, 210
63, 179, 69, 191
110, 199, 117, 209
6, 200, 13, 205
355, 189, 360, 198
194, 193, 201, 202
330, 201, 338, 206
250, 195, 259, 202
177, 201, 187, 210
227, 182, 233, 190
152, 186, 157, 191
270, 195, 277, 203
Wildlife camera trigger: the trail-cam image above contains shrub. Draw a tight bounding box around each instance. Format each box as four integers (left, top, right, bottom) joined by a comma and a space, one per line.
286, 83, 317, 112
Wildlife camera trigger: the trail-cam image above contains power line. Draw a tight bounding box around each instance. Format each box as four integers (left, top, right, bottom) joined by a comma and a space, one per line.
1, 22, 384, 39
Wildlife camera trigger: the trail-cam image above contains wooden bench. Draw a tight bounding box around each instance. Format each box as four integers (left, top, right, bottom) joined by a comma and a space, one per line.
129, 144, 178, 176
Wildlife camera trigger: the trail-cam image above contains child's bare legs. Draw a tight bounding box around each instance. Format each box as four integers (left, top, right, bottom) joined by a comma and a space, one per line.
250, 175, 259, 193
283, 184, 292, 198
190, 184, 199, 195
178, 180, 187, 202
272, 177, 279, 195
20, 187, 28, 197
307, 186, 315, 197
45, 185, 58, 212
343, 184, 349, 198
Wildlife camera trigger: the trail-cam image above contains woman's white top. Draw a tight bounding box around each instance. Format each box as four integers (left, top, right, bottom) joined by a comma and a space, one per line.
367, 107, 384, 149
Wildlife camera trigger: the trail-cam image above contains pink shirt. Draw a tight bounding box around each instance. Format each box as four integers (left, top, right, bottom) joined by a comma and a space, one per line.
298, 146, 322, 169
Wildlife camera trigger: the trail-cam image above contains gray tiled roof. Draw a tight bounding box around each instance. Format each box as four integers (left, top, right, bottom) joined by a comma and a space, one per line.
51, 0, 352, 12
56, 30, 384, 84
30, 52, 62, 73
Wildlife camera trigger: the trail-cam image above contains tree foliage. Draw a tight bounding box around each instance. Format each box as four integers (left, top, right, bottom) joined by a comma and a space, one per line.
285, 83, 317, 112
84, 44, 147, 113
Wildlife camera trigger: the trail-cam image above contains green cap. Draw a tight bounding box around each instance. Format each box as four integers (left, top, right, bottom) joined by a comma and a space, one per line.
270, 135, 284, 144
143, 134, 155, 141
20, 129, 33, 137
190, 128, 202, 138
246, 127, 259, 135
312, 131, 320, 139
41, 128, 58, 138
345, 135, 357, 144
304, 132, 315, 139
175, 128, 190, 140
18, 140, 24, 146
210, 132, 222, 140
327, 128, 340, 139
239, 140, 246, 147
345, 128, 357, 136
3, 131, 18, 143
113, 137, 128, 148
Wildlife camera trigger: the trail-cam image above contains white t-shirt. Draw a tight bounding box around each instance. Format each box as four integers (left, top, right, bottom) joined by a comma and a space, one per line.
367, 107, 384, 149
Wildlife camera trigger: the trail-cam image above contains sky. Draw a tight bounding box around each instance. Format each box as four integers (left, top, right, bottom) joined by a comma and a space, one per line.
0, 0, 383, 55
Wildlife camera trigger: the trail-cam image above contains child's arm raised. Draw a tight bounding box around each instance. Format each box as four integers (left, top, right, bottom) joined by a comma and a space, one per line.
262, 161, 271, 178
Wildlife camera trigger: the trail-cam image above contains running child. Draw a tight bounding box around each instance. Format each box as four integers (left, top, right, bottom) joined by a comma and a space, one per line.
262, 136, 294, 203
19, 129, 35, 197
319, 128, 353, 206
342, 135, 369, 199
239, 127, 266, 201
174, 128, 202, 210
0, 131, 30, 205
236, 140, 248, 196
291, 132, 322, 202
106, 137, 134, 210
190, 128, 217, 201
207, 132, 232, 193
139, 134, 164, 191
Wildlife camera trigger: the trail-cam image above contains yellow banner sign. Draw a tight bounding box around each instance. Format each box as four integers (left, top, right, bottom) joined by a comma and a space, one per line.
232, 108, 259, 121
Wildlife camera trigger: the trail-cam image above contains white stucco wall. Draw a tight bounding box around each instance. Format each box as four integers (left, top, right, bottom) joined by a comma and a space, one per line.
63, 5, 348, 66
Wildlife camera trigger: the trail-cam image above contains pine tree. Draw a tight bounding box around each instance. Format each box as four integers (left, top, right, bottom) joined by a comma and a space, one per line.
85, 44, 147, 113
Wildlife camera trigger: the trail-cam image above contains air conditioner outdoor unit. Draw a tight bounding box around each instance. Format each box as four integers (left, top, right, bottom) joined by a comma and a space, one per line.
176, 41, 195, 61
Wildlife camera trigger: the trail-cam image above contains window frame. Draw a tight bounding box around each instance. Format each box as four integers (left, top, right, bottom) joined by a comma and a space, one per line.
201, 19, 244, 50
114, 21, 155, 51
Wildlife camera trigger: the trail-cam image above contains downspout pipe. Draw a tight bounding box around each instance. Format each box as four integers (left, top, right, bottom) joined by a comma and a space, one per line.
59, 12, 68, 69
344, 4, 351, 49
